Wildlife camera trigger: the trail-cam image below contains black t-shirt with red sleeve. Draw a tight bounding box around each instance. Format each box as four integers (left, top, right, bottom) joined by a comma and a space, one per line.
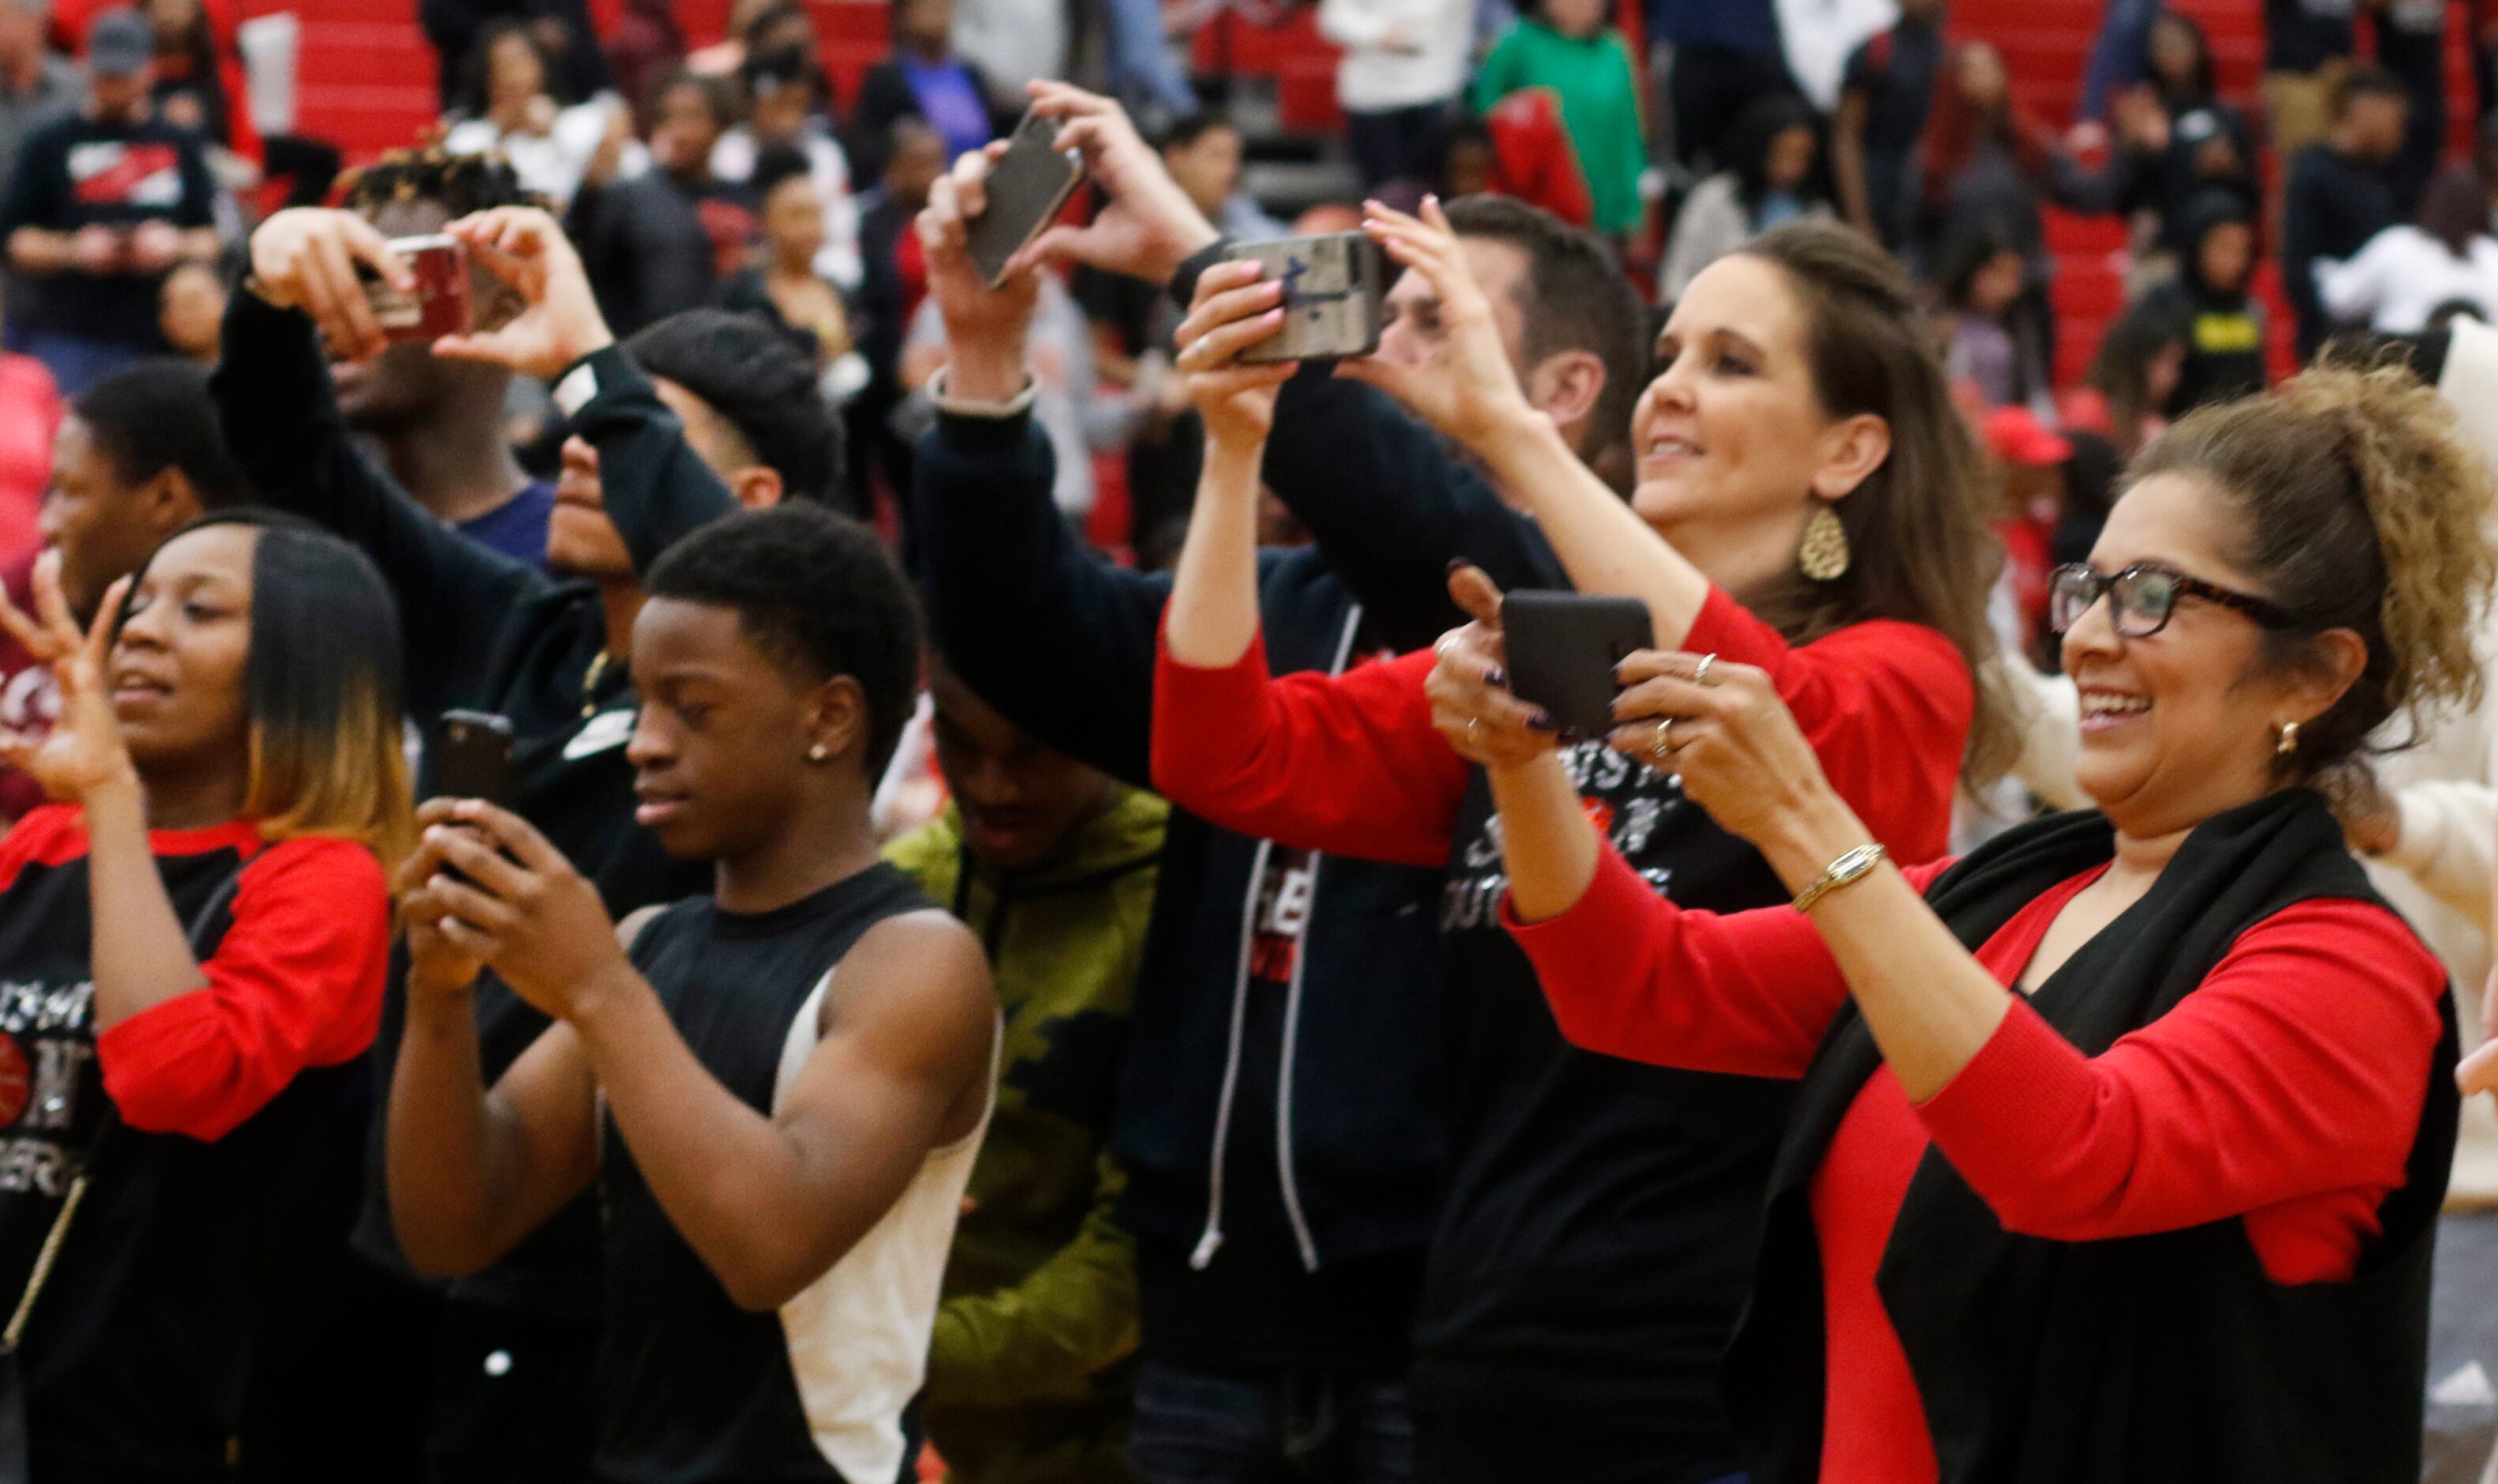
0, 806, 387, 1478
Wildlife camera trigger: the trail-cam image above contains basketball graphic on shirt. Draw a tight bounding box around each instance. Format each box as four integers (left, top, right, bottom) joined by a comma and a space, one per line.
0, 1033, 32, 1128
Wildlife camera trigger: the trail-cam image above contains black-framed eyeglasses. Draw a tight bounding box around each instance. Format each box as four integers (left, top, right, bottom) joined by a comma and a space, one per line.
2047, 562, 2296, 638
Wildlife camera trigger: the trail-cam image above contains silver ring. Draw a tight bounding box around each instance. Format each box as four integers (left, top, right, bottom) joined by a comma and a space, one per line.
1651, 718, 1674, 759
1692, 652, 1717, 687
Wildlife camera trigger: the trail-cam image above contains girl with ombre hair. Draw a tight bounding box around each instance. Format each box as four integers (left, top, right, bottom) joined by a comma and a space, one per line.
0, 507, 405, 1479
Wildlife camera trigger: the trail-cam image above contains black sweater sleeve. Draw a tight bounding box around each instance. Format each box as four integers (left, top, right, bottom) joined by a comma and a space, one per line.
557, 345, 740, 575
910, 408, 1173, 789
1258, 370, 1567, 652
209, 289, 548, 718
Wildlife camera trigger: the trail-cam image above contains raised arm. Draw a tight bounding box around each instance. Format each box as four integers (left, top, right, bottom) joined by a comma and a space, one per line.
1151, 273, 1469, 864
1257, 368, 1568, 653
1019, 82, 1566, 650
433, 205, 740, 574
1162, 259, 1298, 672
909, 143, 1180, 789
423, 804, 996, 1310
217, 209, 547, 715
1345, 199, 1716, 646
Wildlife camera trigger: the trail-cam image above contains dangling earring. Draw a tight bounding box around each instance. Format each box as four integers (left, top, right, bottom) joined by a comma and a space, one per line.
2274, 721, 2300, 757
807, 743, 830, 763
1798, 503, 1850, 582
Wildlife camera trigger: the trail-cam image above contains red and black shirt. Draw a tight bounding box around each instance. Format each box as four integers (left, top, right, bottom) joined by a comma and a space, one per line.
0, 806, 386, 1478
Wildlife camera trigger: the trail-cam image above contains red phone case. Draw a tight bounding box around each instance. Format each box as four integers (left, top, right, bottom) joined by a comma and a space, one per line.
371, 235, 472, 345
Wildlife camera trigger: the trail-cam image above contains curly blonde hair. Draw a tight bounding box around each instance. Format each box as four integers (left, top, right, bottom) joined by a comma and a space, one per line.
2129, 360, 2496, 778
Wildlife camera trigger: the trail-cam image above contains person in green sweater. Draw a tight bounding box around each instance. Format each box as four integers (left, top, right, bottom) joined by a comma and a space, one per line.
891, 663, 1166, 1484
1472, 0, 1649, 237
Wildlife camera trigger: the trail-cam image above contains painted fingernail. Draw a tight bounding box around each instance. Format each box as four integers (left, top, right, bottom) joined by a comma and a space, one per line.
1526, 710, 1556, 731
1483, 666, 1507, 688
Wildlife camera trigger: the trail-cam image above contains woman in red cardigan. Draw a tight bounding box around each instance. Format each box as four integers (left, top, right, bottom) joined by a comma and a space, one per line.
1151, 205, 2012, 1479
1440, 363, 2490, 1482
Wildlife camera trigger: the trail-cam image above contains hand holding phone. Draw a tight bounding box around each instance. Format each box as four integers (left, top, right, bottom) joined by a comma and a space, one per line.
1499, 592, 1653, 740
1214, 234, 1385, 364
361, 234, 473, 346
431, 710, 518, 807
965, 111, 1084, 288
429, 710, 519, 890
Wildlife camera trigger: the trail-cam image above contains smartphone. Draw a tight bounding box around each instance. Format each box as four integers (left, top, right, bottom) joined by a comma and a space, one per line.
431, 710, 518, 808
1500, 591, 1653, 740
1216, 233, 1385, 364
966, 111, 1083, 288
362, 234, 472, 345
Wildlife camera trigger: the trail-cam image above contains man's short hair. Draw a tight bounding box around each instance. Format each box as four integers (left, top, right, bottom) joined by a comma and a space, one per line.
73, 358, 249, 506
626, 308, 845, 507
644, 504, 921, 775
650, 66, 741, 130
1442, 194, 1647, 461
2333, 63, 2409, 117
338, 146, 540, 219
1157, 111, 1238, 154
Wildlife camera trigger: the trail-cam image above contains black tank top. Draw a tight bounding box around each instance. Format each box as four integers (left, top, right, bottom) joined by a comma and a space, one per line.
592, 862, 930, 1484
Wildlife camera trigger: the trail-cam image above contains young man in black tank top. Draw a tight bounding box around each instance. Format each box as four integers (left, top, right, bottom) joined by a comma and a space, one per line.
384, 504, 998, 1483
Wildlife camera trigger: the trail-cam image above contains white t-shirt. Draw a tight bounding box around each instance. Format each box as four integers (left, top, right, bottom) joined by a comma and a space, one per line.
1317, 0, 1472, 112
2315, 224, 2498, 333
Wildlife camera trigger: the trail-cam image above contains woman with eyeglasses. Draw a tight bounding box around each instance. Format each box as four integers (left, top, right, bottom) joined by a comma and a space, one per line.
1421, 362, 2489, 1482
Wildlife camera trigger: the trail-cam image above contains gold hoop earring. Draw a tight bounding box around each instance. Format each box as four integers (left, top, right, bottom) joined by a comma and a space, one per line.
1799, 503, 1850, 582
2275, 721, 2300, 757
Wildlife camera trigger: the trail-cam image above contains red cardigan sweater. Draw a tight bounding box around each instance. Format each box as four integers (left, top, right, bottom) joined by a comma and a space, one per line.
1508, 843, 2445, 1483
1149, 585, 1975, 869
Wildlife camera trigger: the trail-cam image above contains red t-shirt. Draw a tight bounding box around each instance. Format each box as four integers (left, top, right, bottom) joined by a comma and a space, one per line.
1507, 846, 2446, 1482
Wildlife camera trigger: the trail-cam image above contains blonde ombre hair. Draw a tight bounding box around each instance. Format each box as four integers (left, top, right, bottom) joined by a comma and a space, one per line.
141, 512, 417, 869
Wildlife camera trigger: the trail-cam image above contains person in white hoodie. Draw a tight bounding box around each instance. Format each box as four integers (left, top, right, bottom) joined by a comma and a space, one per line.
1318, 0, 1471, 187
1999, 315, 2498, 1484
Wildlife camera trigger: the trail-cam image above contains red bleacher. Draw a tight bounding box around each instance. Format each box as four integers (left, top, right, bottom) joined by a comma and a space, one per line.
246, 0, 902, 164
273, 0, 2477, 390
1972, 0, 2477, 385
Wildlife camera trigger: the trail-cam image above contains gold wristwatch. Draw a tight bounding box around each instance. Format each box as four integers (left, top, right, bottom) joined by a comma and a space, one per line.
1792, 842, 1887, 913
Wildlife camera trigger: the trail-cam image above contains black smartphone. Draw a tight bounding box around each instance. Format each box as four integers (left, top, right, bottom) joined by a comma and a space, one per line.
1216, 233, 1386, 363
432, 710, 518, 808
965, 110, 1083, 288
1500, 591, 1653, 740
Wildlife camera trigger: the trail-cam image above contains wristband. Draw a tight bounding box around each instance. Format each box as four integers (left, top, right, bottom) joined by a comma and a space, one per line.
927, 366, 1039, 418
1792, 842, 1886, 914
